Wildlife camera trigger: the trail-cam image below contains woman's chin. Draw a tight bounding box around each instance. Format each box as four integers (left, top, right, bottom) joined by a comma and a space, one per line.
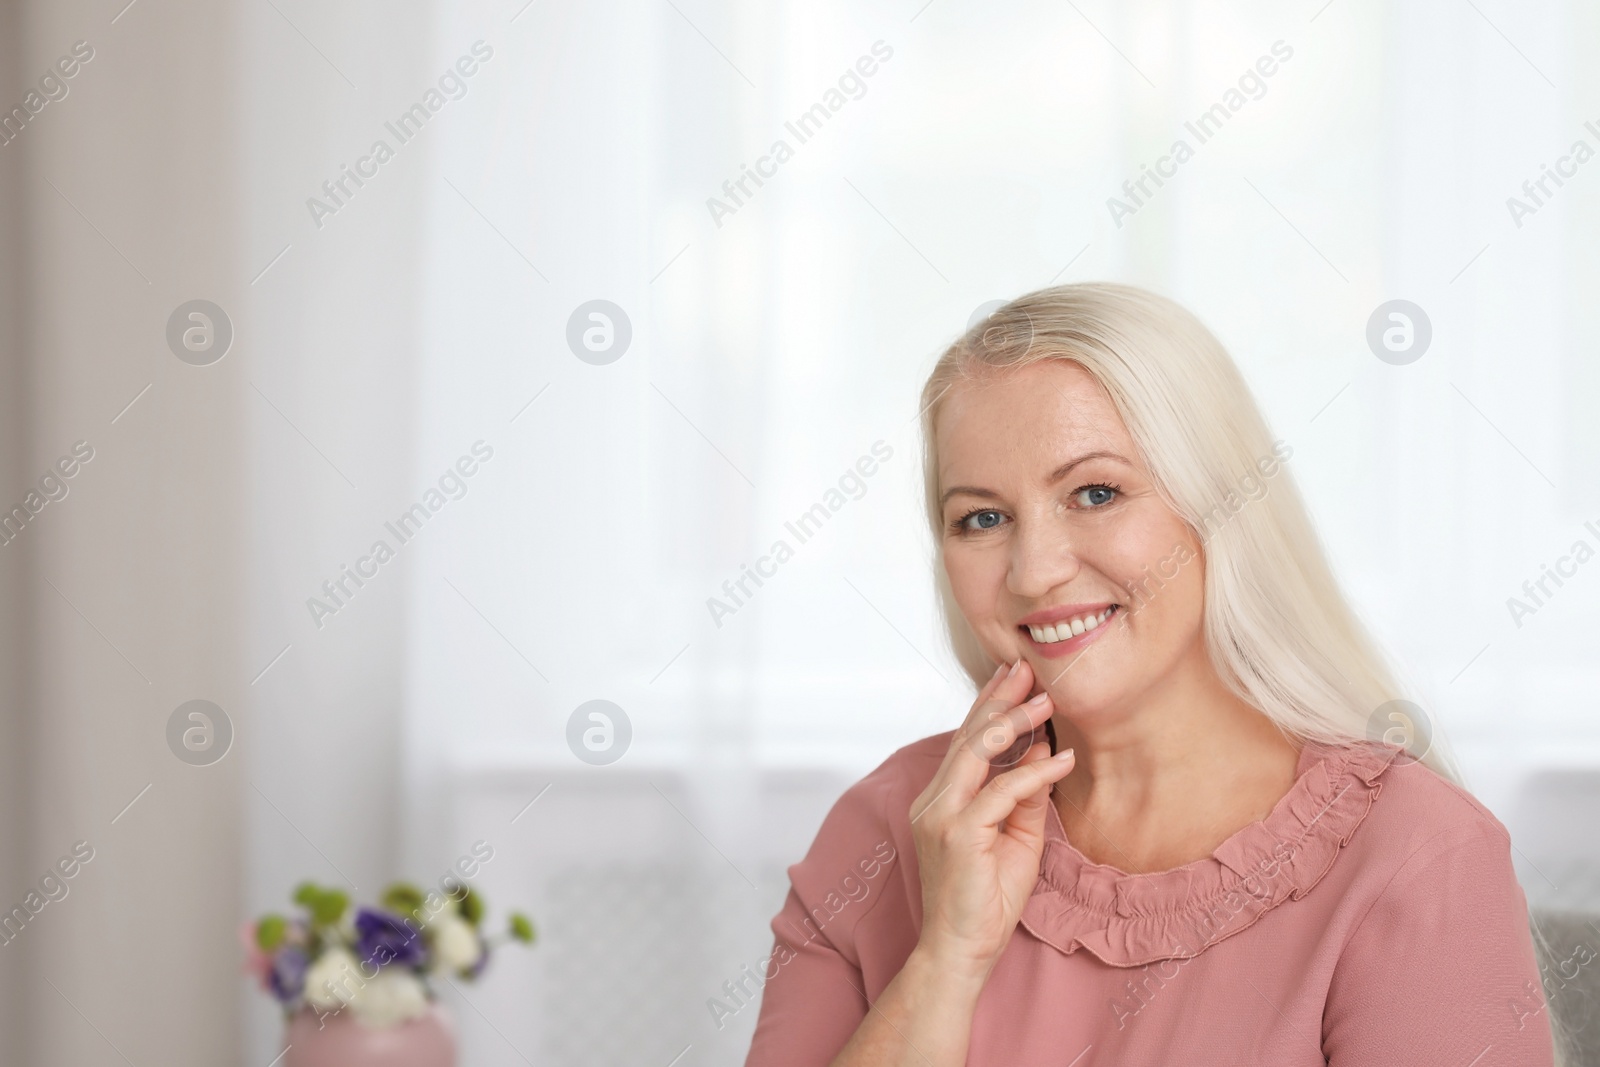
1039, 674, 1140, 724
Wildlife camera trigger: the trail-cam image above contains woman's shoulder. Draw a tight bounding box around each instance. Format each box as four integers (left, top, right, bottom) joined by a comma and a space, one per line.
787, 731, 953, 881
1316, 744, 1546, 1064
862, 729, 956, 794
1368, 744, 1508, 839
802, 731, 953, 852
1325, 740, 1514, 882
777, 733, 953, 959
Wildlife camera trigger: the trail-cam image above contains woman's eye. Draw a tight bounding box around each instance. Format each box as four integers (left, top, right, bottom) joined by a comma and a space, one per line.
1075, 485, 1118, 508
961, 510, 1005, 531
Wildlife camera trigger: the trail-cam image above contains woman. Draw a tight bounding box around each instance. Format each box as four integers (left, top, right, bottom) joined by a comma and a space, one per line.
743, 283, 1565, 1065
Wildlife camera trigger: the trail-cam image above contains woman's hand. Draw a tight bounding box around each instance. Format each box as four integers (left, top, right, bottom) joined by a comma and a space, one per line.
908, 659, 1076, 982
825, 660, 1076, 1066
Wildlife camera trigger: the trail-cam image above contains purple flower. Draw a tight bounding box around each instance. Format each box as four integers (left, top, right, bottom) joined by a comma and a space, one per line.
354, 907, 427, 970
270, 946, 309, 1003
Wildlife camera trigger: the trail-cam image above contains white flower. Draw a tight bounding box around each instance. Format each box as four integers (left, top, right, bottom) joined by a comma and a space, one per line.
430, 914, 481, 974
349, 968, 429, 1028
304, 946, 363, 1010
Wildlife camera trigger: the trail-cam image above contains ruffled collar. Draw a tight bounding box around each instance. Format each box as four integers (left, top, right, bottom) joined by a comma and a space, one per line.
1019, 737, 1404, 968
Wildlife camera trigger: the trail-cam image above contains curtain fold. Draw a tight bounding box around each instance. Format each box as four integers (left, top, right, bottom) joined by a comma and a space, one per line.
0, 0, 245, 1062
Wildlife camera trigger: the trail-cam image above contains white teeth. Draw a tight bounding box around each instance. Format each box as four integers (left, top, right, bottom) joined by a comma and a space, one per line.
1026, 607, 1115, 644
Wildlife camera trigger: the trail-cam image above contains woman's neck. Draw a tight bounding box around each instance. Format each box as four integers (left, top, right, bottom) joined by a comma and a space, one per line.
1047, 647, 1302, 875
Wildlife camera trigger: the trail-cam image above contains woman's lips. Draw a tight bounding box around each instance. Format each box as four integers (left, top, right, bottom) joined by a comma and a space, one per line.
1018, 604, 1120, 660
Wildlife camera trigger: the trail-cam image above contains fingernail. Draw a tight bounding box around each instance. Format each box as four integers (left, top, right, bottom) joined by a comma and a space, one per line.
1026, 691, 1050, 706
1053, 747, 1075, 761
1006, 660, 1022, 680
990, 662, 1006, 680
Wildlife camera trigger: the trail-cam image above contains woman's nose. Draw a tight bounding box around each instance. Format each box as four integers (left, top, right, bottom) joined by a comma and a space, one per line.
1005, 519, 1081, 600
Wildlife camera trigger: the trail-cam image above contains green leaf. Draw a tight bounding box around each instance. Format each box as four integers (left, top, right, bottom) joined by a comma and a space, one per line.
380, 882, 427, 920
256, 914, 288, 950
292, 882, 322, 908
457, 887, 485, 926
311, 888, 349, 926
508, 912, 535, 944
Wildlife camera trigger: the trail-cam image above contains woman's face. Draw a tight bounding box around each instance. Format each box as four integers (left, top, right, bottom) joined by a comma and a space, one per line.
936, 359, 1206, 718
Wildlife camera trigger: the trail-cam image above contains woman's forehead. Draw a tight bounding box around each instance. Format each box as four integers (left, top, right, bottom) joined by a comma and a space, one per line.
936, 362, 1132, 475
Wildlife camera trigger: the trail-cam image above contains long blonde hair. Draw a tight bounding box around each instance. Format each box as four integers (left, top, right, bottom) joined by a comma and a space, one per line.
919, 281, 1574, 1064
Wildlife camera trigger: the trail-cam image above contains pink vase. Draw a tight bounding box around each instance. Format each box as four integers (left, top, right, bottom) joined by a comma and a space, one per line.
283, 1002, 456, 1067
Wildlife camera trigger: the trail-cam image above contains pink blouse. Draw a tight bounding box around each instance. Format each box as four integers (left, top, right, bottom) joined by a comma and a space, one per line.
745, 733, 1554, 1065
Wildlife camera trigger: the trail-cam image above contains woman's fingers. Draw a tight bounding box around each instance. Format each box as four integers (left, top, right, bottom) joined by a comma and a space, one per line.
944, 660, 1016, 757
957, 744, 1075, 835
919, 664, 1018, 812
953, 662, 1038, 755
916, 659, 1054, 826
951, 672, 1052, 778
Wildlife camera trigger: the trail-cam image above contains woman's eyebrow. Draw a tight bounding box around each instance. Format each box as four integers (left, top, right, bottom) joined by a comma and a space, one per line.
939, 450, 1129, 508
1045, 450, 1128, 484
938, 484, 1000, 507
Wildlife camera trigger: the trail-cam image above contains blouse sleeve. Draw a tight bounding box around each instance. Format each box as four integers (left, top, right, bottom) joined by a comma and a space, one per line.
743, 756, 912, 1067
1322, 817, 1555, 1066
741, 884, 872, 1067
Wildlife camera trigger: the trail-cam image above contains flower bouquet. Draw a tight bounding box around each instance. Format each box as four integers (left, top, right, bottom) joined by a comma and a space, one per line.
245, 877, 534, 1067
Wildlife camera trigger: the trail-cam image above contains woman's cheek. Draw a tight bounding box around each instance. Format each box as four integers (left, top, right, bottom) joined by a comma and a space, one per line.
946, 549, 1008, 643
945, 546, 988, 600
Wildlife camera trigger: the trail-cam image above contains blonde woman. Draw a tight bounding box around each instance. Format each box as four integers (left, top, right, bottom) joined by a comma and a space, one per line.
744, 283, 1565, 1066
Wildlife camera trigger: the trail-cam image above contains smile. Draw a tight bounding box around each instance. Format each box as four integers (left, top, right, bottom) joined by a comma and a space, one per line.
1016, 604, 1120, 658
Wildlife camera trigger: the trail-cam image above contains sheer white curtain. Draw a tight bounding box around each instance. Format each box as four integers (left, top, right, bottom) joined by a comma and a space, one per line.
413, 0, 1598, 779
239, 3, 438, 1064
